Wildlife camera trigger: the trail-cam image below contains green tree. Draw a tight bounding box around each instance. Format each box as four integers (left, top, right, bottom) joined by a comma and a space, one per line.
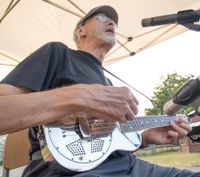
145, 73, 194, 115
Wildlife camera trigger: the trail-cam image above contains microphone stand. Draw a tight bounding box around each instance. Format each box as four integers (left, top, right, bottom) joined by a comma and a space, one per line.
177, 9, 200, 31
188, 106, 200, 142
182, 23, 200, 31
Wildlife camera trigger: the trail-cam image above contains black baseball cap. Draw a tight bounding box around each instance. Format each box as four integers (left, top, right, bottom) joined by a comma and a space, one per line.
73, 5, 118, 43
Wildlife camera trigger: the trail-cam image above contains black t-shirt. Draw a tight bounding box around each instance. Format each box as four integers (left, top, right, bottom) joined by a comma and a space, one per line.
1, 42, 111, 155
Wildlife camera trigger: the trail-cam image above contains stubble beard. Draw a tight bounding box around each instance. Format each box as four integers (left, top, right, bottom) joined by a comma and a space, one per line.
94, 29, 117, 48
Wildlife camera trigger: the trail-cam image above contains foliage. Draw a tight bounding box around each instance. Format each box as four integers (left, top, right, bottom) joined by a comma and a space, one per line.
145, 72, 194, 115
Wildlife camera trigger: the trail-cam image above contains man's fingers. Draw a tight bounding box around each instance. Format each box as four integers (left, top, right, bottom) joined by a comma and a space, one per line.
180, 122, 192, 132
125, 108, 135, 121
82, 85, 139, 123
124, 89, 139, 120
167, 130, 179, 142
131, 93, 139, 106
170, 120, 192, 138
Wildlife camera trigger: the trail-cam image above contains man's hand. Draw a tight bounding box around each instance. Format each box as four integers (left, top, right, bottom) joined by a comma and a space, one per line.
56, 84, 139, 123
141, 117, 192, 146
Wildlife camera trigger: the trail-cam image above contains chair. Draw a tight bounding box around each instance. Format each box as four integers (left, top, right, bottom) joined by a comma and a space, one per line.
2, 129, 30, 177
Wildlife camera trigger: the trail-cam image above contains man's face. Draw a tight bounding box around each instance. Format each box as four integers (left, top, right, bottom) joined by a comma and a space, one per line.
80, 13, 117, 48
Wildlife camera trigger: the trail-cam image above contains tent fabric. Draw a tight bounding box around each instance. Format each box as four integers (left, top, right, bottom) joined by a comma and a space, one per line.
0, 0, 199, 67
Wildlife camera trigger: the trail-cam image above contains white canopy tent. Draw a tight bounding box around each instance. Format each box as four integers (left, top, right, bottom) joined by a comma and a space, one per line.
0, 0, 200, 68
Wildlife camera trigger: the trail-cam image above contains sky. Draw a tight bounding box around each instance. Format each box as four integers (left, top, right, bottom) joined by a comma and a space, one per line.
0, 30, 200, 115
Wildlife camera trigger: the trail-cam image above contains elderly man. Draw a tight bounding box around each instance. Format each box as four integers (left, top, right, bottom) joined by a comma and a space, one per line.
0, 5, 198, 177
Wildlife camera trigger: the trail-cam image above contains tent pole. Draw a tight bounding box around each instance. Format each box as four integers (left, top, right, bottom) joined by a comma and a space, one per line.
0, 63, 16, 67
4, 0, 14, 13
68, 0, 86, 15
0, 0, 21, 24
0, 52, 20, 64
41, 0, 82, 18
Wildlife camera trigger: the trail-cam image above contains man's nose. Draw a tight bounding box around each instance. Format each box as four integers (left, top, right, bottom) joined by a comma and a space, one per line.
106, 19, 117, 28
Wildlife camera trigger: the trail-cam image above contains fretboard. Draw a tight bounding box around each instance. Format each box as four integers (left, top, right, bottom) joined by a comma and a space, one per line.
121, 115, 175, 133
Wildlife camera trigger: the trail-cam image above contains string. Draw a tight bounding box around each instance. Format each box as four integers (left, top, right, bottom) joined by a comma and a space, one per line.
46, 116, 174, 137
48, 115, 173, 130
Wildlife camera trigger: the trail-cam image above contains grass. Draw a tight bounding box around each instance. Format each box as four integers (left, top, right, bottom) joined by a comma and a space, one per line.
136, 148, 200, 168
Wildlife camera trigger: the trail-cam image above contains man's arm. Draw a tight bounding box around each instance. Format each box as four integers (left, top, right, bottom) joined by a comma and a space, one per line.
0, 84, 139, 135
0, 83, 72, 134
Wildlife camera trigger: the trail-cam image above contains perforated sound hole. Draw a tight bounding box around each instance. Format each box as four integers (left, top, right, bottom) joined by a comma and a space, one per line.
91, 139, 104, 153
66, 139, 86, 156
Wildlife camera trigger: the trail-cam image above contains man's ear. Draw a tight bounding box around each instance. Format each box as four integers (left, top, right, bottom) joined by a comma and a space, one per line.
76, 26, 86, 39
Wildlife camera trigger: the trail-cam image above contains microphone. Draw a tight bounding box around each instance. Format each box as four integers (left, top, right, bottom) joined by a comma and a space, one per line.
142, 9, 200, 27
163, 76, 200, 116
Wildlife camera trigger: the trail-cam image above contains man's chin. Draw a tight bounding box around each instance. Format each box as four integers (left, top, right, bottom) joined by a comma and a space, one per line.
104, 37, 116, 46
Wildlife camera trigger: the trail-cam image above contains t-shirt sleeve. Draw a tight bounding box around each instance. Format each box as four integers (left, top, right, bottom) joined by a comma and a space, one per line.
1, 42, 65, 91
